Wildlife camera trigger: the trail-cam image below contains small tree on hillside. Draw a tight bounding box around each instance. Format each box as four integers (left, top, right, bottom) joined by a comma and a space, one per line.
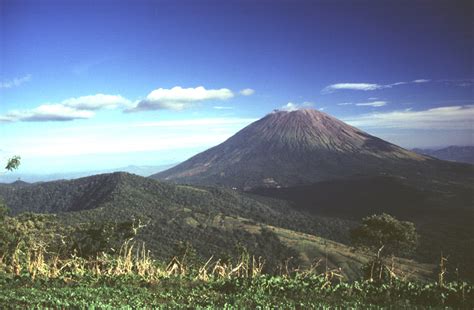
0, 155, 21, 220
0, 156, 21, 259
351, 213, 418, 281
3, 156, 21, 173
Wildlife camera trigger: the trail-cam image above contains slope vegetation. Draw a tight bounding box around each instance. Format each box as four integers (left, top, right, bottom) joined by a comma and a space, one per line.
0, 172, 433, 280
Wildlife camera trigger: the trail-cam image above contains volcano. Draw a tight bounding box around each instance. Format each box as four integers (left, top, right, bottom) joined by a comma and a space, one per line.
152, 109, 471, 189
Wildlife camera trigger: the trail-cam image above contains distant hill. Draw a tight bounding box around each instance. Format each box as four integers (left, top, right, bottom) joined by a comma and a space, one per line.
0, 172, 434, 280
152, 109, 472, 191
0, 163, 176, 183
412, 146, 474, 164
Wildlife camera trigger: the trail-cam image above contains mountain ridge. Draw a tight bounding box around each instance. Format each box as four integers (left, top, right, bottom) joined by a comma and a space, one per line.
0, 163, 177, 184
412, 145, 474, 164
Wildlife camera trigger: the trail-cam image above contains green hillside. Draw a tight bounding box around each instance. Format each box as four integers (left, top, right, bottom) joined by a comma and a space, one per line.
0, 172, 434, 281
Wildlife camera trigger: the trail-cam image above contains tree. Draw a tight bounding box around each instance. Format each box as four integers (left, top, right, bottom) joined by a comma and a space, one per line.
0, 156, 20, 260
351, 213, 419, 281
5, 156, 21, 172
71, 220, 141, 258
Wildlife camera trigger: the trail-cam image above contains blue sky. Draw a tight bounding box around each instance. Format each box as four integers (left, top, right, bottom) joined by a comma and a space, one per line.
1, 0, 472, 174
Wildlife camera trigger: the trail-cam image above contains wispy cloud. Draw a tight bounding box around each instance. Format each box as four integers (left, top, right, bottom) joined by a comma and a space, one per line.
1, 104, 95, 122
280, 103, 299, 111
355, 101, 387, 107
128, 86, 234, 112
343, 105, 474, 130
239, 88, 255, 96
279, 101, 314, 112
322, 79, 431, 93
62, 94, 131, 110
0, 74, 32, 89
213, 106, 234, 110
337, 100, 387, 107
323, 83, 383, 93
439, 78, 474, 87
0, 94, 130, 122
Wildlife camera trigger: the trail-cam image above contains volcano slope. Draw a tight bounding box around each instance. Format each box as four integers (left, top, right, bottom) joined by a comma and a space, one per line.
152, 109, 472, 191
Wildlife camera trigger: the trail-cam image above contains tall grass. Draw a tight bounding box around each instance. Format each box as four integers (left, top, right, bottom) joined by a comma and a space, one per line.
0, 238, 276, 282
1, 238, 472, 308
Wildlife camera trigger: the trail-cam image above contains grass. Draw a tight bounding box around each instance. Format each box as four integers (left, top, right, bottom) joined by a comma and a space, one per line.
0, 239, 472, 308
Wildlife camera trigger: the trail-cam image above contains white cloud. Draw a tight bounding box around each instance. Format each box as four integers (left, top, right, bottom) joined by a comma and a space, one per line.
322, 78, 432, 93
0, 93, 130, 122
62, 94, 131, 110
0, 74, 32, 89
389, 81, 407, 86
343, 105, 474, 130
355, 101, 387, 107
213, 106, 234, 110
239, 88, 255, 96
2, 104, 95, 122
0, 116, 14, 122
1, 85, 241, 122
280, 102, 299, 112
129, 86, 234, 112
337, 101, 387, 107
323, 83, 383, 93
279, 101, 314, 112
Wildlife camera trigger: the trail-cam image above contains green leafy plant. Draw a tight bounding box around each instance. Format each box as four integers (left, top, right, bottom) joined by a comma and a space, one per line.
350, 213, 419, 282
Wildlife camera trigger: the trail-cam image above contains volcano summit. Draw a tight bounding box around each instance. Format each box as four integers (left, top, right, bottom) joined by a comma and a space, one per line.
152, 109, 469, 189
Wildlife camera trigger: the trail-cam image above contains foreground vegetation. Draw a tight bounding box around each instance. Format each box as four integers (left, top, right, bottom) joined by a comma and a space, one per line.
0, 216, 471, 308
2, 273, 472, 308
0, 246, 472, 308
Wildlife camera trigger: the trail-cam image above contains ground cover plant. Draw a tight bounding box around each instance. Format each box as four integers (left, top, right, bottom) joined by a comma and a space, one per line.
0, 209, 472, 308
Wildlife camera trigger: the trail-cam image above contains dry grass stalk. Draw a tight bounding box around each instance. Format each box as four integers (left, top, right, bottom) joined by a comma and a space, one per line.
438, 253, 448, 288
